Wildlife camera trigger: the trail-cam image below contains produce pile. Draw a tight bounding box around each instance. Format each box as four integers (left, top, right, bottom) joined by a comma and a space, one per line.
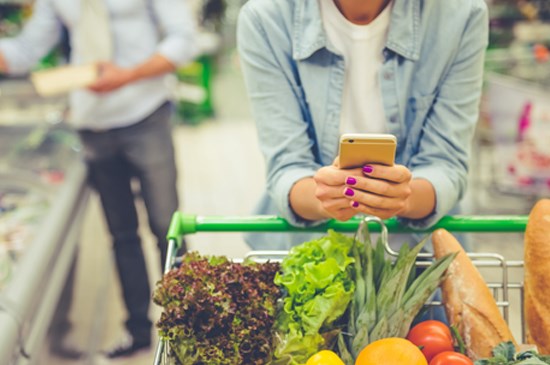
154, 228, 455, 365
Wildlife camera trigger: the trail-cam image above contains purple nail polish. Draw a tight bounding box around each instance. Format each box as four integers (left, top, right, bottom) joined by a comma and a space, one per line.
363, 165, 374, 174
346, 177, 357, 185
344, 188, 354, 197
352, 201, 359, 208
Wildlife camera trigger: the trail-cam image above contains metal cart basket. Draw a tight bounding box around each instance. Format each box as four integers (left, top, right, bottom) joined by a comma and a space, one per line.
153, 213, 529, 365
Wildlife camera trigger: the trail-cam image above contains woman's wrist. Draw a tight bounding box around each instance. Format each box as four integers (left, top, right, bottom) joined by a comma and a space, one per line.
397, 178, 436, 220
289, 177, 330, 221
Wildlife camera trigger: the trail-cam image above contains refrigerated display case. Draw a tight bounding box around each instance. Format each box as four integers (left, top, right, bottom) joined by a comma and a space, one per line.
476, 49, 550, 206
0, 80, 90, 364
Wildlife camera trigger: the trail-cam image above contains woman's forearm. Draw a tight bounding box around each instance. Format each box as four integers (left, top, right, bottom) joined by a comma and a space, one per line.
289, 177, 328, 221
399, 178, 436, 220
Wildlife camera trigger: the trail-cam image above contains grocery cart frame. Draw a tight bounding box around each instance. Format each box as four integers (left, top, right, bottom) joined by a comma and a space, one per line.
154, 213, 528, 365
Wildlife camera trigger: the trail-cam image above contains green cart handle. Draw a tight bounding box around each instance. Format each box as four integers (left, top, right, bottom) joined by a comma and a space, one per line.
167, 213, 528, 245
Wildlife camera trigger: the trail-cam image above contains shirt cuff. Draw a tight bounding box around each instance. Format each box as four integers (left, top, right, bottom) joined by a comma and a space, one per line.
270, 167, 328, 228
398, 165, 460, 230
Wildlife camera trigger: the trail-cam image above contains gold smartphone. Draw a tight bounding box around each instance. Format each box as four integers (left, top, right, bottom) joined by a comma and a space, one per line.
338, 133, 397, 169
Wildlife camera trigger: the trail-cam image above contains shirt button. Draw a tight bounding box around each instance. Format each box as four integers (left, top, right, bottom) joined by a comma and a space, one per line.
383, 72, 393, 80
390, 115, 398, 123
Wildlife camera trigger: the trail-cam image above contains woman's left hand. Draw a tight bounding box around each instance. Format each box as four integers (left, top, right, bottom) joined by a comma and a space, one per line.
342, 164, 413, 220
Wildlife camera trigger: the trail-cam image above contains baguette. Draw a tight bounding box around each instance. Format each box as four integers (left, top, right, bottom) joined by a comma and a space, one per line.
525, 199, 550, 354
432, 229, 517, 360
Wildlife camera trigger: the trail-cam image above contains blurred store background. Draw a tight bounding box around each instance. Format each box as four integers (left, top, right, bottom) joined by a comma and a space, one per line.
0, 0, 549, 364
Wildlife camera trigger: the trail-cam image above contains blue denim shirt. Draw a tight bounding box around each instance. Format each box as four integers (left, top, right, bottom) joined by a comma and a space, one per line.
237, 0, 489, 249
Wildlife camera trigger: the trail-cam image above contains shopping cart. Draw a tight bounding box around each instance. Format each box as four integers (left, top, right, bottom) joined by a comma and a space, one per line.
153, 213, 529, 365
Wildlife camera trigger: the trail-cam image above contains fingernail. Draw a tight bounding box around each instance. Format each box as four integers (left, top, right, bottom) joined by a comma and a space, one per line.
352, 201, 359, 208
363, 165, 373, 174
346, 177, 357, 185
344, 188, 354, 197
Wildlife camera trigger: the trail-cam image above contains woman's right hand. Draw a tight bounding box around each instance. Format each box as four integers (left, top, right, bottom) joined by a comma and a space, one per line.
313, 164, 361, 221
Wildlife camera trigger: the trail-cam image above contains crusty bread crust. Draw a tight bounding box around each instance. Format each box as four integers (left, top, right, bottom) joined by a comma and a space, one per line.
525, 199, 550, 354
432, 229, 517, 360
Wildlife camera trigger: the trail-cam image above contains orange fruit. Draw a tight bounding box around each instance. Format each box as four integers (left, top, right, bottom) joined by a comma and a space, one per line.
355, 338, 428, 365
306, 350, 346, 365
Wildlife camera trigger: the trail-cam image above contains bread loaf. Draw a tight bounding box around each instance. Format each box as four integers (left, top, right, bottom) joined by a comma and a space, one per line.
525, 199, 550, 354
432, 229, 517, 360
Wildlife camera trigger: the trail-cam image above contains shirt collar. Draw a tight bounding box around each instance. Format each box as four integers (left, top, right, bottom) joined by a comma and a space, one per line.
293, 0, 420, 61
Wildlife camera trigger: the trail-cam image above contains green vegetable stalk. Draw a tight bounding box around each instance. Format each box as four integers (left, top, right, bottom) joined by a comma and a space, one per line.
339, 224, 457, 361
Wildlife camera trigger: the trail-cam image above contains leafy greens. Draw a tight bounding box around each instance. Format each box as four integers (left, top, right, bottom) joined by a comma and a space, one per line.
272, 230, 356, 365
153, 252, 281, 365
475, 342, 550, 365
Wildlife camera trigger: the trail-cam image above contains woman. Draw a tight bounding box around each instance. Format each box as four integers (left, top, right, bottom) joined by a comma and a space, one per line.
237, 0, 488, 249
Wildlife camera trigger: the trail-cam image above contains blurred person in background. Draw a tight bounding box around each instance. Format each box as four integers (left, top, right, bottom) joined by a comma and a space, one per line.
0, 0, 197, 358
238, 0, 489, 249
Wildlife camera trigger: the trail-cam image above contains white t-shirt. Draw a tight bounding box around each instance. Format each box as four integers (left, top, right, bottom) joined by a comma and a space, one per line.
319, 0, 393, 134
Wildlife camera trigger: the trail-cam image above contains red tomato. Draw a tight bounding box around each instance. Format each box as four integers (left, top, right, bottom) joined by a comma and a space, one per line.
429, 351, 474, 365
408, 320, 452, 341
406, 321, 454, 362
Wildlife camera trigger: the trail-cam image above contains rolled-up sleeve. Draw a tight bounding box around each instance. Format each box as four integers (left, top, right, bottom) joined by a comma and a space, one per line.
400, 1, 489, 229
0, 0, 62, 75
153, 0, 198, 67
237, 4, 322, 227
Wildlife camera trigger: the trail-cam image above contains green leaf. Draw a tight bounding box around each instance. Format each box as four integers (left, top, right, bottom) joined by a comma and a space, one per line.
515, 359, 550, 365
402, 252, 457, 311
300, 282, 354, 334
273, 331, 325, 365
492, 341, 517, 361
303, 258, 342, 290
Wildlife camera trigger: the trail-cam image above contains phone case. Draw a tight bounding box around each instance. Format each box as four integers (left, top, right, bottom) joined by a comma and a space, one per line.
339, 134, 396, 168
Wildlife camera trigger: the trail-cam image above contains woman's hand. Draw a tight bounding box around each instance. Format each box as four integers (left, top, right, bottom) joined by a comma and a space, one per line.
312, 164, 361, 221
292, 161, 432, 222
341, 164, 413, 220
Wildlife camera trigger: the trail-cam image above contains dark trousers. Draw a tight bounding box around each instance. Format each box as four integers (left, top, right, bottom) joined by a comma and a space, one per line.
78, 102, 181, 341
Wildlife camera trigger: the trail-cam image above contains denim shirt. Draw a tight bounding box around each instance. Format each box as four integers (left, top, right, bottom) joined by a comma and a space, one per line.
237, 0, 489, 249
